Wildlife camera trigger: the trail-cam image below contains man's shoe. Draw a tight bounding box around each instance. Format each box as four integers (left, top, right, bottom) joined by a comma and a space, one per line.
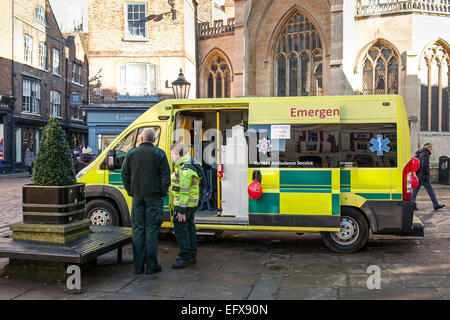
176, 256, 196, 264
135, 268, 145, 275
146, 265, 162, 274
434, 204, 445, 210
172, 259, 193, 269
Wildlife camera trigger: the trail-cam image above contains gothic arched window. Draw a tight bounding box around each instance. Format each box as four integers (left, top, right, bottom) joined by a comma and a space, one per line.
420, 41, 450, 132
275, 13, 323, 97
362, 41, 399, 95
205, 54, 231, 98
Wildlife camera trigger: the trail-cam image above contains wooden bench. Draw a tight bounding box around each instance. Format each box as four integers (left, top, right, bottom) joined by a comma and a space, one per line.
0, 225, 132, 265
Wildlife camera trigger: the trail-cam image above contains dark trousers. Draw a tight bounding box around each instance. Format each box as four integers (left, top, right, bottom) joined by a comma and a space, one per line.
131, 196, 163, 272
412, 177, 439, 208
173, 207, 197, 261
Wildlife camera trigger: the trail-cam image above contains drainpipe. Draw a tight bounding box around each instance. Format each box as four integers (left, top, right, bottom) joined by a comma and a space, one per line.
10, 0, 16, 172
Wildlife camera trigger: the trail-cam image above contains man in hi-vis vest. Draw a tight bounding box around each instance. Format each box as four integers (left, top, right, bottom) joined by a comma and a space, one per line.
170, 142, 205, 269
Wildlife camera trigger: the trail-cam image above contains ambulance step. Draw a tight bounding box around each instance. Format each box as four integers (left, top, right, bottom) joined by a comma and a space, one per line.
195, 217, 248, 225
196, 230, 223, 236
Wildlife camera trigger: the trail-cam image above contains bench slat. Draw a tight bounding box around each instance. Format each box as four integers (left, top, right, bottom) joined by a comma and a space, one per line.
0, 238, 80, 263
0, 226, 132, 264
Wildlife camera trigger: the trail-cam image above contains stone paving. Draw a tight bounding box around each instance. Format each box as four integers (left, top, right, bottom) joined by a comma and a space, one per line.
0, 174, 449, 300
0, 173, 30, 229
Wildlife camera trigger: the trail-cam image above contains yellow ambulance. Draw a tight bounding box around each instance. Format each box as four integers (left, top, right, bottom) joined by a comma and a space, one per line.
77, 95, 424, 253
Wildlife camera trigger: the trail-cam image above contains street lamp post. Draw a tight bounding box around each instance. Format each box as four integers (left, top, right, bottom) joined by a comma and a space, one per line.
172, 69, 191, 99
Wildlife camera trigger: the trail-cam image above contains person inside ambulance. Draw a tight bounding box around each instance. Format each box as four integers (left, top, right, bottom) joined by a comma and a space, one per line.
170, 142, 206, 268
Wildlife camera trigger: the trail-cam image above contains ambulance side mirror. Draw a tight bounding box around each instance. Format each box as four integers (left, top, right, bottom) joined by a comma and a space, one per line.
107, 149, 116, 170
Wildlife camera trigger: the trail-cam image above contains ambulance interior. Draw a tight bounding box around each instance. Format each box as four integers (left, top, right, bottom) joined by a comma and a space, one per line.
174, 110, 249, 222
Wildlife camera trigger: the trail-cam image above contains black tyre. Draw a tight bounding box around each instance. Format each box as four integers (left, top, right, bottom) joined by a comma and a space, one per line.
321, 207, 369, 253
86, 199, 120, 226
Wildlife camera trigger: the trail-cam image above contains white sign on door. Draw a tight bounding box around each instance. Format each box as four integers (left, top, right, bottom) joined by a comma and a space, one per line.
271, 125, 291, 140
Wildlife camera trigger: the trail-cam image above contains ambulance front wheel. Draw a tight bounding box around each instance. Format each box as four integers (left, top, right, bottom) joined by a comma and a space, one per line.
86, 199, 120, 226
321, 207, 369, 253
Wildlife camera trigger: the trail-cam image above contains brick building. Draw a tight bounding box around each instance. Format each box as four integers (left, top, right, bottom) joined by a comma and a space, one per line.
63, 32, 90, 148
0, 0, 89, 173
197, 0, 450, 164
86, 0, 222, 154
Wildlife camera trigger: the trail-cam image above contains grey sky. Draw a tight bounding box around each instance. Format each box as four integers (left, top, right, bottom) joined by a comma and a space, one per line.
49, 0, 88, 32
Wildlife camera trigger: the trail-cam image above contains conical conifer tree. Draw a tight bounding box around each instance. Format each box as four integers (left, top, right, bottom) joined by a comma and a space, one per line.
32, 118, 76, 186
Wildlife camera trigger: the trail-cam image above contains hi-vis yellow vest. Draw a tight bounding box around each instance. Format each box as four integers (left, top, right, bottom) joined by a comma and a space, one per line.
171, 154, 201, 210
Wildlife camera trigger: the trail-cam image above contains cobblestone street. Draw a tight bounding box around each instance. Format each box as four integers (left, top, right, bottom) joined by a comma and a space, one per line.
0, 174, 30, 229
0, 175, 449, 300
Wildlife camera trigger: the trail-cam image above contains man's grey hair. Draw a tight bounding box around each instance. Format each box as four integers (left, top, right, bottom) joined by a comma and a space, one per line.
141, 128, 156, 142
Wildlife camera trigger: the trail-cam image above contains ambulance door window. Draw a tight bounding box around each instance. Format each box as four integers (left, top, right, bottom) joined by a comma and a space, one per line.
340, 123, 397, 168
135, 127, 161, 147
114, 129, 138, 169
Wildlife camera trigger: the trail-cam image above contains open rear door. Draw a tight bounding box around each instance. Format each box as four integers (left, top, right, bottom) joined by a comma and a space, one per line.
247, 99, 341, 231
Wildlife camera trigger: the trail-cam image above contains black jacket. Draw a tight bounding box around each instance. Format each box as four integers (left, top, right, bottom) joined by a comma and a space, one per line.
415, 148, 431, 181
75, 155, 94, 174
121, 142, 170, 198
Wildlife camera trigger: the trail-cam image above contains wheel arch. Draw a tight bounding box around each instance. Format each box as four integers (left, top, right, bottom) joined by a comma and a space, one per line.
341, 205, 377, 234
85, 184, 131, 227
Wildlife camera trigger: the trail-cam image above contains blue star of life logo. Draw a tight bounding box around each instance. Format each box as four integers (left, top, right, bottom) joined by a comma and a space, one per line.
370, 135, 390, 156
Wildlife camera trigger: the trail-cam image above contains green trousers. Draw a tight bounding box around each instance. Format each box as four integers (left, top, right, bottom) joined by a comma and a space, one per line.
131, 196, 163, 272
173, 206, 197, 261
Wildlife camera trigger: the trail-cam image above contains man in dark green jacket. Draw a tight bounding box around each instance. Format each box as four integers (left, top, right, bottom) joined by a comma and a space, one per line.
122, 128, 170, 274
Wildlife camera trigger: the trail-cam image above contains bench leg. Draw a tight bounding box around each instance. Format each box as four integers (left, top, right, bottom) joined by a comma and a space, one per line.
117, 247, 123, 264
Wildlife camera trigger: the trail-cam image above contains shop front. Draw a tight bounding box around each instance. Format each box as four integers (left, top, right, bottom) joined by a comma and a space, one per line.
0, 97, 15, 174
84, 105, 151, 157
62, 120, 88, 150
13, 118, 46, 172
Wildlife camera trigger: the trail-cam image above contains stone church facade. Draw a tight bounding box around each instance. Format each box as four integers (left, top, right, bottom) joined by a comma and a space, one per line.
198, 0, 450, 164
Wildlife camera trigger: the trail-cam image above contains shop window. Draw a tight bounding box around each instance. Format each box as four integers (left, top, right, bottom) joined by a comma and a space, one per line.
22, 128, 36, 161
98, 135, 118, 156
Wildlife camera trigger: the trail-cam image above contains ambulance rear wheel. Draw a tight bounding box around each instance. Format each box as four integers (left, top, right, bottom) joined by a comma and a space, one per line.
86, 199, 120, 226
321, 208, 369, 253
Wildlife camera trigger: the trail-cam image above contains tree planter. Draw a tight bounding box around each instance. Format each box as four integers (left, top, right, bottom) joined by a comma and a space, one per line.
22, 183, 86, 225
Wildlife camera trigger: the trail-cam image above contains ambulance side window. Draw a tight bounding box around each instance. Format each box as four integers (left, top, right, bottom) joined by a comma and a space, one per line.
248, 124, 340, 168
340, 123, 397, 168
113, 126, 162, 170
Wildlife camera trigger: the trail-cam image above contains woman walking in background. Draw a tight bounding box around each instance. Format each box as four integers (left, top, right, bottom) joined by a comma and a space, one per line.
24, 148, 35, 177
